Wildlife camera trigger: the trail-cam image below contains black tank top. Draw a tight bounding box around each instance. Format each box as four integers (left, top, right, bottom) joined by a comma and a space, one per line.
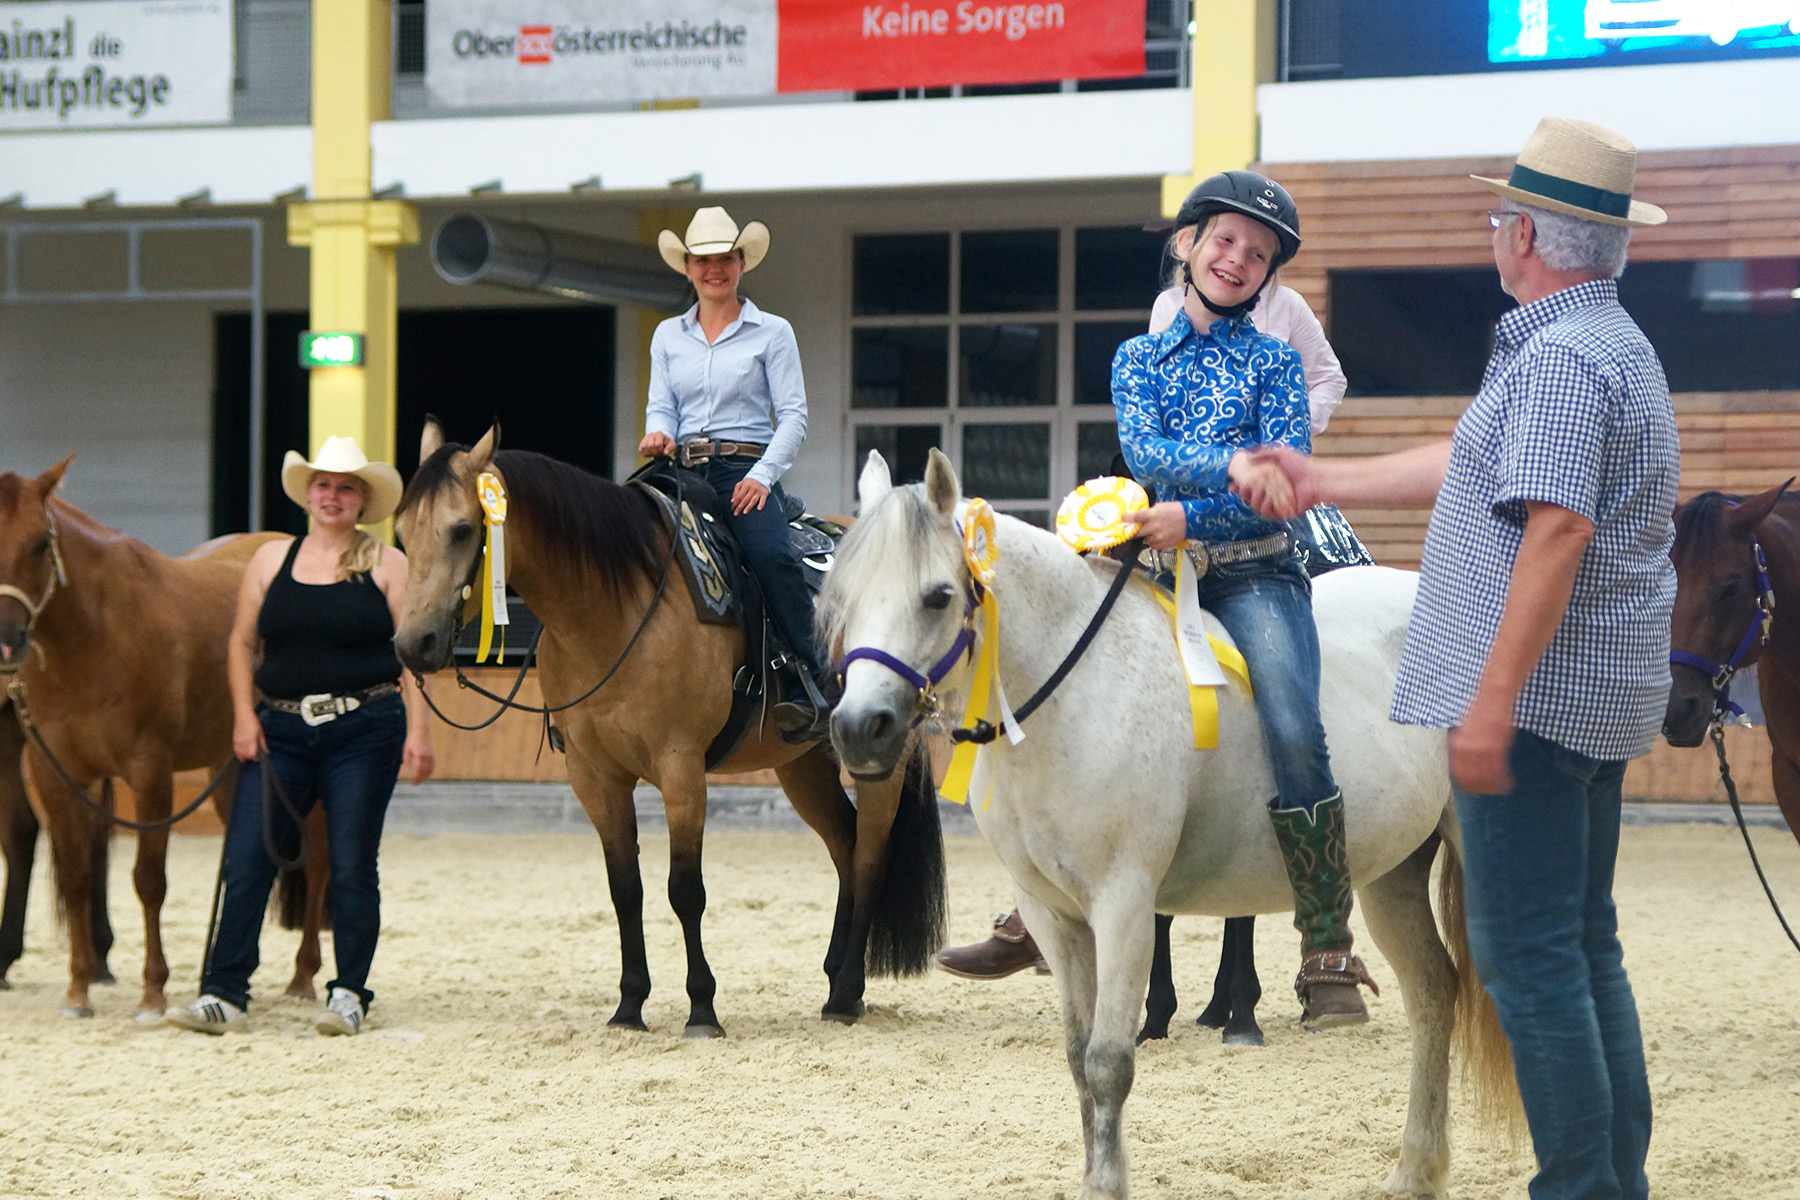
255, 537, 401, 700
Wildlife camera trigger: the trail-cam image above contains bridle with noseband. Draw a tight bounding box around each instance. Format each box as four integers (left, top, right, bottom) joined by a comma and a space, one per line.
0, 504, 68, 667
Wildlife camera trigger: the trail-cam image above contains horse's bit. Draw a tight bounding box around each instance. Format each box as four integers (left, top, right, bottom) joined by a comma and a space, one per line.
0, 504, 68, 664
1669, 529, 1775, 727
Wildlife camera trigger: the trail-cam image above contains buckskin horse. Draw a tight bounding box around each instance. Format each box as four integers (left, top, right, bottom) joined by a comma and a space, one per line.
391, 422, 944, 1034
1665, 481, 1800, 847
824, 450, 1514, 1199
0, 459, 327, 1017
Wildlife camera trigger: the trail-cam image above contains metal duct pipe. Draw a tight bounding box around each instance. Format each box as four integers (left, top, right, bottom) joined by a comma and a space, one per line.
430, 212, 692, 310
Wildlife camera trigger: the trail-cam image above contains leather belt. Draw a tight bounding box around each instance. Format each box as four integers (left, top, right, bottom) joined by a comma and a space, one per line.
1141, 530, 1292, 578
266, 681, 400, 727
677, 438, 766, 468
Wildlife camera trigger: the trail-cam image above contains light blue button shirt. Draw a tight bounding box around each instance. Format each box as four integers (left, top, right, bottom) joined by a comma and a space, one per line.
645, 298, 808, 489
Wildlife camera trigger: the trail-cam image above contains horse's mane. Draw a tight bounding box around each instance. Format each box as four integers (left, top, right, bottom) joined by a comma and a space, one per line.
1674, 491, 1740, 545
817, 483, 952, 652
401, 444, 662, 598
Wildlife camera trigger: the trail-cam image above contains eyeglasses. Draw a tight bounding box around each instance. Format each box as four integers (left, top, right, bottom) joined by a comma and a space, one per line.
1487, 210, 1522, 229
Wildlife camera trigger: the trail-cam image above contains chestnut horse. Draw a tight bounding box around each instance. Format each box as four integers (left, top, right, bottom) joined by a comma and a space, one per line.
0, 459, 325, 1017
1665, 481, 1800, 846
393, 423, 944, 1034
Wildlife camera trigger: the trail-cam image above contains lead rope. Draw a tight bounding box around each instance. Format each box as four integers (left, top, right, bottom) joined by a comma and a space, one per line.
7, 678, 236, 831
1710, 720, 1800, 955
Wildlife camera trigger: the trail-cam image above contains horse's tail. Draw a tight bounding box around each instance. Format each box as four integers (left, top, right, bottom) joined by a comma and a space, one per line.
865, 740, 947, 977
1438, 841, 1527, 1144
273, 865, 331, 930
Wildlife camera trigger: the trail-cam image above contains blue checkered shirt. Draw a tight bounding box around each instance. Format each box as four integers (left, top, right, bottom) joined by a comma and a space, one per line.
1390, 279, 1680, 761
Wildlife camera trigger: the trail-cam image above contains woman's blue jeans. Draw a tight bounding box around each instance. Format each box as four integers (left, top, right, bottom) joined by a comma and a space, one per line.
1454, 730, 1652, 1200
1194, 553, 1338, 811
694, 455, 823, 677
202, 694, 405, 1012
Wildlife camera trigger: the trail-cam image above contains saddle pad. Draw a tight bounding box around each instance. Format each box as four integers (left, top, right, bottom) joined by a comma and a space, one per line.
632, 481, 741, 628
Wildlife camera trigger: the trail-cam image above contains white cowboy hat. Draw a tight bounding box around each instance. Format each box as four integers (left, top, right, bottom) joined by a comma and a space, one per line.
1472, 116, 1666, 228
657, 206, 771, 274
280, 435, 404, 525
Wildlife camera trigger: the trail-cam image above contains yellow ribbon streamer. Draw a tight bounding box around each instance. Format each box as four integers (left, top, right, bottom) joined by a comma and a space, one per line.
939, 589, 998, 806
476, 471, 509, 664
1145, 585, 1252, 750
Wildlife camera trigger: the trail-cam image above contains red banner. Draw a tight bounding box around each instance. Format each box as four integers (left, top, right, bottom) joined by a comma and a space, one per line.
776, 0, 1146, 93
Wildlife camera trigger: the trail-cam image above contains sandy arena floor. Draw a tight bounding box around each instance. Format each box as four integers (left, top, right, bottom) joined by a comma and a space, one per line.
1, 822, 1798, 1199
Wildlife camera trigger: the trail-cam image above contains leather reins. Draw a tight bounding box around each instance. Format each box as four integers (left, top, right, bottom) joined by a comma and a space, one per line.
411, 473, 679, 732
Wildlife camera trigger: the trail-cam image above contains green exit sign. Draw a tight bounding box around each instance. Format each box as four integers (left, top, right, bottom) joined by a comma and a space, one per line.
298, 331, 365, 368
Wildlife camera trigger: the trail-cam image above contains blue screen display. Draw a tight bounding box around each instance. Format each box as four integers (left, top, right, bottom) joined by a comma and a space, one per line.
1490, 0, 1800, 62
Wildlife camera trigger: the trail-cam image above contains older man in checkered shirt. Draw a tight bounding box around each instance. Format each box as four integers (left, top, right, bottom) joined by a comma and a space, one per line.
1246, 117, 1677, 1200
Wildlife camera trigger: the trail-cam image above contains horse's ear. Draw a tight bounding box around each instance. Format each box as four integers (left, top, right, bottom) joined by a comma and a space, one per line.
468, 425, 500, 472
924, 447, 960, 517
419, 416, 444, 463
1728, 478, 1793, 534
857, 451, 892, 513
34, 454, 74, 496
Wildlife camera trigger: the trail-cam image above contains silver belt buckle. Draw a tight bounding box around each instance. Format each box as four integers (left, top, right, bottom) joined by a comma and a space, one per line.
1186, 542, 1211, 577
678, 438, 714, 467
299, 693, 353, 726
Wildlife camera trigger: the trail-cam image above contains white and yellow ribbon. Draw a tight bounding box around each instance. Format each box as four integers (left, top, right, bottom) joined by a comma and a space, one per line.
475, 471, 510, 664
1144, 584, 1252, 750
940, 498, 1021, 809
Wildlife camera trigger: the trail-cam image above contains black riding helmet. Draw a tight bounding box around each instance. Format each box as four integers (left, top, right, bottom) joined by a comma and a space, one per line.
1172, 171, 1302, 318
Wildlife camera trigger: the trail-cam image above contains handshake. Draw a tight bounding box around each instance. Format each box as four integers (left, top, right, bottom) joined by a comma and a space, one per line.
1120, 447, 1319, 551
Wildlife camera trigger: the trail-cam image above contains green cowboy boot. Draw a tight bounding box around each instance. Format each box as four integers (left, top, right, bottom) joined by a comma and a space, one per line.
1268, 790, 1380, 1030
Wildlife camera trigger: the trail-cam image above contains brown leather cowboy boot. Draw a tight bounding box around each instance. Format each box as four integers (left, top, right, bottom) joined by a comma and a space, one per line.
1269, 791, 1379, 1030
934, 909, 1051, 979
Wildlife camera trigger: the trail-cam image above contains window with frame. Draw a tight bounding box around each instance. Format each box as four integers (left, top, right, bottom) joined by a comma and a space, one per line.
848, 225, 1165, 527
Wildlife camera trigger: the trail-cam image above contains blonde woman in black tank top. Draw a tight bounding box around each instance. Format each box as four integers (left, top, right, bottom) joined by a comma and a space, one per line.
168, 437, 433, 1038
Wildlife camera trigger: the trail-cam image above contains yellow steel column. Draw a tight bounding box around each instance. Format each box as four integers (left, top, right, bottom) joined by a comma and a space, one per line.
1161, 0, 1278, 217
286, 0, 418, 470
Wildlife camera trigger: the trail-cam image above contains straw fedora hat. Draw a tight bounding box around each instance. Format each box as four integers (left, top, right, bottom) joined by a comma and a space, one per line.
1472, 116, 1666, 228
657, 206, 770, 274
281, 435, 404, 525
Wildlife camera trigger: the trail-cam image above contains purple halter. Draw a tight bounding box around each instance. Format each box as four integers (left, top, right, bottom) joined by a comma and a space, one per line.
1669, 528, 1775, 724
836, 583, 982, 720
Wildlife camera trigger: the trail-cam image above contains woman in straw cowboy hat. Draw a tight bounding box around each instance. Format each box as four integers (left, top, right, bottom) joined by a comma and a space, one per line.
639, 206, 832, 741
1241, 116, 1673, 1200
170, 436, 434, 1038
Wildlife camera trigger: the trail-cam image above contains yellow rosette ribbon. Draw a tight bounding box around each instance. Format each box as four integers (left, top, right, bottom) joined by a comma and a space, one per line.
1056, 476, 1150, 553
941, 499, 1012, 808
1144, 584, 1253, 749
475, 471, 510, 664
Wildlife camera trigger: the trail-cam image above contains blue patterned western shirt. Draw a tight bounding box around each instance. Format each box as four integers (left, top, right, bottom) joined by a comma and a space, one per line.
1391, 279, 1680, 761
1111, 309, 1311, 543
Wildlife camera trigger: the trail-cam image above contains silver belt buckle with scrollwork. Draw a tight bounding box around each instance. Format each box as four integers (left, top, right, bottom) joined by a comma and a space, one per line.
299, 693, 349, 726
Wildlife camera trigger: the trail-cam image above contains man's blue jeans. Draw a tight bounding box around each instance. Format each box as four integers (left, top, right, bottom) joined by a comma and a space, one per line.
1454, 729, 1652, 1200
1195, 553, 1338, 809
694, 455, 823, 677
203, 694, 406, 1012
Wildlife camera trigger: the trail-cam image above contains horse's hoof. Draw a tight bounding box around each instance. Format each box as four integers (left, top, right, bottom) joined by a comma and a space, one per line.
92, 968, 117, 985
1222, 1027, 1265, 1047
133, 1008, 165, 1024
0, 977, 11, 991
607, 1015, 649, 1032
59, 1004, 94, 1019
683, 1023, 725, 1040
820, 1001, 864, 1025
284, 984, 317, 1001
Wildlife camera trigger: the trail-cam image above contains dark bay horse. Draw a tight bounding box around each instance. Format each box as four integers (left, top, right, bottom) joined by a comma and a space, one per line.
0, 695, 117, 987
392, 423, 945, 1035
0, 460, 325, 1017
1665, 481, 1800, 846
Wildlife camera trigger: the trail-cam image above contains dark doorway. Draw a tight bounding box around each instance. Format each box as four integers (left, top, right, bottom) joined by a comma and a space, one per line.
213, 305, 616, 535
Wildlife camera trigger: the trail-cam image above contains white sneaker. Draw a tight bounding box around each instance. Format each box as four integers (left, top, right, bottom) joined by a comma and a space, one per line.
316, 987, 364, 1037
166, 994, 248, 1035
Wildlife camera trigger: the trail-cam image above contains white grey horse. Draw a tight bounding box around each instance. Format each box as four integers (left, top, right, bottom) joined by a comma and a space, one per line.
820, 449, 1514, 1200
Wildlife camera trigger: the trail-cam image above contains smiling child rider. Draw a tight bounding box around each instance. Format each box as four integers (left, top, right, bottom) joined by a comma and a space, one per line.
1113, 172, 1375, 1028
